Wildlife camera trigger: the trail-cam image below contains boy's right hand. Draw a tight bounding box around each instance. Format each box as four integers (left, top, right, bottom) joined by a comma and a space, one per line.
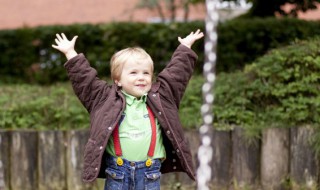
52, 33, 78, 60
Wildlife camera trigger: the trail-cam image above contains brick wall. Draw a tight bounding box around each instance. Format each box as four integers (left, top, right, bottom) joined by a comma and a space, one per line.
0, 0, 206, 29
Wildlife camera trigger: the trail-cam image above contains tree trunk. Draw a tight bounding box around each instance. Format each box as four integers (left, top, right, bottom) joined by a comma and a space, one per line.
168, 0, 176, 21
155, 2, 165, 22
183, 1, 190, 22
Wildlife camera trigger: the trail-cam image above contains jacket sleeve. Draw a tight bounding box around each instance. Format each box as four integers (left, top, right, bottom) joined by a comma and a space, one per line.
157, 44, 198, 107
64, 53, 111, 113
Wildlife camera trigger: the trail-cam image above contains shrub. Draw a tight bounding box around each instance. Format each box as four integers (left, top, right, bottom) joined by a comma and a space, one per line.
217, 17, 320, 72
0, 83, 89, 129
214, 37, 320, 135
2, 18, 320, 84
0, 22, 204, 84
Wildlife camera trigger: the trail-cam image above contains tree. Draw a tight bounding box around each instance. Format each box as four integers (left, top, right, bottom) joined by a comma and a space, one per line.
136, 0, 202, 22
136, 0, 166, 22
223, 0, 320, 18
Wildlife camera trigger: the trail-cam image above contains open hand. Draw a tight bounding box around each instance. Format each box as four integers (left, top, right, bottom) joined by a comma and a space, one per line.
52, 33, 78, 60
178, 29, 204, 49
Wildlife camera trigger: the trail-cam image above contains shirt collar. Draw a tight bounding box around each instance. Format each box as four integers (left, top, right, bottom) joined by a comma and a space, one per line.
121, 90, 147, 106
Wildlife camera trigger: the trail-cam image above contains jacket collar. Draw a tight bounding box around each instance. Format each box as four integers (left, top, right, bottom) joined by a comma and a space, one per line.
121, 90, 147, 106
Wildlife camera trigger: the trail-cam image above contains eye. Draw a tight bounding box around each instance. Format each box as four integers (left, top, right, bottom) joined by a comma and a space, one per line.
130, 71, 137, 74
143, 72, 150, 75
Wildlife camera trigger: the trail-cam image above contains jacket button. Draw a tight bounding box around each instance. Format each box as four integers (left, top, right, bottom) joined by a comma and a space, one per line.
172, 159, 176, 162
172, 150, 176, 154
173, 166, 177, 170
166, 130, 170, 135
153, 94, 156, 97
95, 167, 98, 171
108, 127, 112, 130
99, 146, 103, 150
158, 112, 161, 115
176, 149, 180, 153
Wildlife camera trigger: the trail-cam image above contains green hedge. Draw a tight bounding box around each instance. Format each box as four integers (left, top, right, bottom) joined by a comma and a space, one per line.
0, 83, 89, 129
2, 18, 320, 84
217, 17, 320, 72
0, 22, 205, 84
2, 38, 320, 131
0, 77, 203, 130
214, 37, 320, 135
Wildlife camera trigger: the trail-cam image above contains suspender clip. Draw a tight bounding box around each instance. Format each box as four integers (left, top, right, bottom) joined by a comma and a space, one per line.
116, 157, 123, 166
145, 158, 152, 167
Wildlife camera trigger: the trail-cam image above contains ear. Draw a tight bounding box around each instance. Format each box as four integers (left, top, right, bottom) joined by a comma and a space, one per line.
115, 80, 121, 87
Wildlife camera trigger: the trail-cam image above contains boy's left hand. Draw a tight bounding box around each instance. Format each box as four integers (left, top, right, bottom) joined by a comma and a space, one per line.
178, 29, 204, 49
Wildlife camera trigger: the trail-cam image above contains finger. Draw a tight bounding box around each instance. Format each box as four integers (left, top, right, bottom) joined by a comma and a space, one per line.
56, 33, 63, 41
71, 36, 78, 43
52, 44, 58, 49
194, 35, 203, 40
55, 39, 60, 45
197, 31, 204, 36
61, 33, 68, 40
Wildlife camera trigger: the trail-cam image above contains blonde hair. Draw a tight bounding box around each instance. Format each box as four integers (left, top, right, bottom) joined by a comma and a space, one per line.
110, 47, 154, 82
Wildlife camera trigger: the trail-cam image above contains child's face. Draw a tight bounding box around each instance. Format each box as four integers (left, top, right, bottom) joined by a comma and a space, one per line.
116, 60, 152, 98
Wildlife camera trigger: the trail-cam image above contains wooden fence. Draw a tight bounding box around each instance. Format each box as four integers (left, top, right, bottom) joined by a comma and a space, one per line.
0, 126, 319, 190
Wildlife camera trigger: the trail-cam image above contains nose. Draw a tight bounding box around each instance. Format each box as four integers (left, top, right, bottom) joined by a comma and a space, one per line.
137, 73, 145, 80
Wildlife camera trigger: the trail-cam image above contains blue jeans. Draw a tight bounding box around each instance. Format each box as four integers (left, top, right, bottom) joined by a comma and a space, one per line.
104, 156, 161, 190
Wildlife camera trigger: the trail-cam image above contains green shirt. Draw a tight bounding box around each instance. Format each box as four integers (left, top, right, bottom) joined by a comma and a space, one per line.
106, 91, 166, 161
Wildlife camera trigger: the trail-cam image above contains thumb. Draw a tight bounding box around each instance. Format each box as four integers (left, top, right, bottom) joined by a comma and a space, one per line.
71, 36, 78, 44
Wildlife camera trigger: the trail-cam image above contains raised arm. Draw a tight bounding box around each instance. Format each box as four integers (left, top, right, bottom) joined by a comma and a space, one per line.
157, 29, 204, 106
52, 33, 111, 113
52, 33, 78, 60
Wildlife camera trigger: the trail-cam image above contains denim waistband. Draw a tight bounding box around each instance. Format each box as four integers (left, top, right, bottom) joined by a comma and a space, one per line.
106, 156, 161, 169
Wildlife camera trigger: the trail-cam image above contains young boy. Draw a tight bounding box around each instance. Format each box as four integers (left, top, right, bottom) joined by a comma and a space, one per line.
52, 29, 203, 190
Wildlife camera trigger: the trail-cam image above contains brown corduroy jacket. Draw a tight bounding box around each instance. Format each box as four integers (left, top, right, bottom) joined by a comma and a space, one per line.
64, 44, 198, 182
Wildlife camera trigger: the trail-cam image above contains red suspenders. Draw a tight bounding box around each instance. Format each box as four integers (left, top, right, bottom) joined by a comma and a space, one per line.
112, 106, 156, 167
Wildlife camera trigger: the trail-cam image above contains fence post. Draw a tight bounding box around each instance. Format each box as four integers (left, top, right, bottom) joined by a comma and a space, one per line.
211, 129, 232, 188
38, 130, 67, 190
10, 130, 38, 190
178, 129, 200, 187
231, 126, 260, 188
0, 130, 10, 190
290, 126, 318, 189
66, 129, 101, 190
261, 128, 290, 190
